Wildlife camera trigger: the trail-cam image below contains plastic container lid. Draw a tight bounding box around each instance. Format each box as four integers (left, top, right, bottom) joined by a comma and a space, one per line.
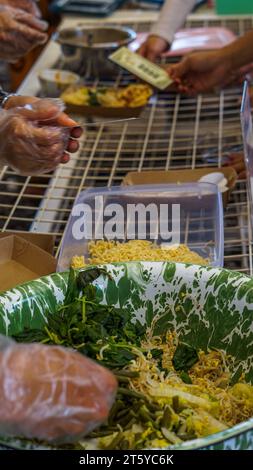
57, 183, 224, 271
130, 27, 236, 56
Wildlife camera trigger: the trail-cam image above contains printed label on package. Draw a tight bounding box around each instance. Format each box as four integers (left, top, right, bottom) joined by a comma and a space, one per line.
109, 47, 173, 90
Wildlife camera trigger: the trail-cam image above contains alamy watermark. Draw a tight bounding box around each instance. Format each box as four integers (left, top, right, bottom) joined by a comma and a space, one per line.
71, 196, 181, 245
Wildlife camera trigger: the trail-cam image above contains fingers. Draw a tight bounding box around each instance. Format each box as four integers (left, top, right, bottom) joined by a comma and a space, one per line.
2, 102, 82, 175
6, 99, 82, 158
9, 115, 63, 147
61, 153, 70, 164
52, 111, 81, 127
138, 44, 157, 62
22, 122, 80, 157
223, 153, 246, 179
145, 50, 157, 62
0, 8, 47, 59
6, 0, 42, 17
23, 0, 42, 18
14, 9, 48, 31
70, 127, 82, 139
17, 99, 62, 121
169, 57, 190, 81
4, 95, 38, 110
137, 43, 146, 58
12, 21, 47, 54
67, 138, 79, 153
238, 170, 247, 179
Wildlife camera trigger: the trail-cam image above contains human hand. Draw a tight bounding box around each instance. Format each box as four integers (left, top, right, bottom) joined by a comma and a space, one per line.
224, 153, 246, 179
0, 5, 48, 61
0, 337, 117, 443
0, 0, 41, 17
138, 35, 169, 62
0, 96, 83, 175
168, 50, 232, 94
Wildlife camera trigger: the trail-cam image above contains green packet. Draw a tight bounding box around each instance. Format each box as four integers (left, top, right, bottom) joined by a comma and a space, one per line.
109, 47, 173, 90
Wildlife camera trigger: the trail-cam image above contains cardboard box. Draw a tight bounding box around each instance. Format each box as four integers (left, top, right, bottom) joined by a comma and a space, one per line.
0, 235, 57, 292
122, 167, 237, 207
0, 231, 55, 255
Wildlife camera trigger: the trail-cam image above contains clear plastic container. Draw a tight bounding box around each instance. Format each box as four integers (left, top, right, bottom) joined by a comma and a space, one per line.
241, 81, 253, 239
130, 28, 236, 57
57, 183, 224, 271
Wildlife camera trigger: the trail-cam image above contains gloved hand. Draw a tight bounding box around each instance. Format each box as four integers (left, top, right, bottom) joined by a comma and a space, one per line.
0, 0, 41, 17
0, 96, 83, 175
0, 5, 48, 61
0, 336, 117, 443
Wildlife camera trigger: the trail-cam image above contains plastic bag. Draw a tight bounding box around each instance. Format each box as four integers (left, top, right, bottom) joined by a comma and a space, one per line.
0, 6, 48, 61
0, 98, 71, 175
0, 0, 42, 17
0, 335, 117, 443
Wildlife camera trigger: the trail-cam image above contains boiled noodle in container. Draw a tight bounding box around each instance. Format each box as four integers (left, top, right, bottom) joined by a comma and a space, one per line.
57, 183, 224, 271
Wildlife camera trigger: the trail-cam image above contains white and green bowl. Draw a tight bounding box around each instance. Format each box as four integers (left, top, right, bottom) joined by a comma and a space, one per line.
0, 261, 253, 450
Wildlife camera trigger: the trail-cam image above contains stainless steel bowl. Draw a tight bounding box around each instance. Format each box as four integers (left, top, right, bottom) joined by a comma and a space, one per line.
53, 25, 137, 78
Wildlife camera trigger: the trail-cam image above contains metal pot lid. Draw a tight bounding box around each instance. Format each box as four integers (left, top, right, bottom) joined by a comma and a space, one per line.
53, 26, 137, 50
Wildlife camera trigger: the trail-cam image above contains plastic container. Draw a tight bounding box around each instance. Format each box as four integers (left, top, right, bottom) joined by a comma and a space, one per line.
38, 69, 80, 97
57, 183, 224, 271
130, 28, 236, 57
216, 0, 253, 15
240, 81, 253, 238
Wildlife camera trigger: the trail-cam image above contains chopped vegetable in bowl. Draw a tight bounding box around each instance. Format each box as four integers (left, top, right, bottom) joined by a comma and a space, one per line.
1, 261, 253, 450
11, 267, 253, 450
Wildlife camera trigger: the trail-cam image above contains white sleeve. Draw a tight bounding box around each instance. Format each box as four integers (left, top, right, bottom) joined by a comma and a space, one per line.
151, 0, 197, 45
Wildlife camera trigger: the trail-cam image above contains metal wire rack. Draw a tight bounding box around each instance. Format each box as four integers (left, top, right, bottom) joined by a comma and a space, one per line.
0, 15, 252, 274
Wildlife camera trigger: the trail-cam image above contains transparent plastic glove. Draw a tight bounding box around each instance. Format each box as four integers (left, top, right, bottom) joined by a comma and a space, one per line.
0, 98, 80, 175
0, 335, 117, 443
0, 0, 41, 17
0, 5, 48, 61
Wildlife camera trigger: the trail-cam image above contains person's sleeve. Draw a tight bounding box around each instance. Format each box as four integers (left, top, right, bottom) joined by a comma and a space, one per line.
151, 0, 197, 45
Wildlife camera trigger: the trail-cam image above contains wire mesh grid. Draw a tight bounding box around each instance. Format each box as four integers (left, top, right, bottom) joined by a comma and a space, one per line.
0, 15, 252, 274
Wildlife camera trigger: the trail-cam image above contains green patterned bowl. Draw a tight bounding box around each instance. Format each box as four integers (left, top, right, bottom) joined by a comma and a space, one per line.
0, 261, 253, 450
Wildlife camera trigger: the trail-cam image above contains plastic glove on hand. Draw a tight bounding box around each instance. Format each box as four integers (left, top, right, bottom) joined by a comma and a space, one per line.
0, 5, 47, 61
0, 97, 83, 175
0, 336, 117, 443
0, 0, 41, 17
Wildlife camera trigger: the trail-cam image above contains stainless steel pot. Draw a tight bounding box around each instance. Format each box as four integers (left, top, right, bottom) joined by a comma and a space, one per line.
53, 25, 136, 78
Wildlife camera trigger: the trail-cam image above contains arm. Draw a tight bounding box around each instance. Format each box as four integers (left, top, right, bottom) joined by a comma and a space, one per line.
138, 0, 196, 60
169, 29, 253, 94
221, 29, 253, 70
151, 0, 196, 45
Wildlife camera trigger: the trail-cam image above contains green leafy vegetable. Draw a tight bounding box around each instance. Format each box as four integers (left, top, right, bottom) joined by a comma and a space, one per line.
88, 90, 100, 106
180, 371, 193, 384
172, 342, 198, 372
14, 267, 145, 368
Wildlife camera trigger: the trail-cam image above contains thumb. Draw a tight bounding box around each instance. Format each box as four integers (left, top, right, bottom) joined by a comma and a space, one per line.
169, 57, 190, 79
137, 43, 147, 57
15, 99, 63, 121
146, 50, 157, 62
